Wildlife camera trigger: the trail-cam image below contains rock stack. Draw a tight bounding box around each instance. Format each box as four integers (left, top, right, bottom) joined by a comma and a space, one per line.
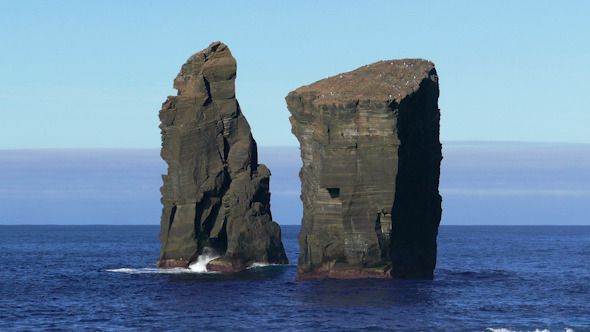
287, 59, 442, 279
157, 42, 288, 271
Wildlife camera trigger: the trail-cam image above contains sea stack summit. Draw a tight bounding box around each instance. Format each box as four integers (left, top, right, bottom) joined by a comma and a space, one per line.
157, 42, 288, 271
287, 59, 442, 279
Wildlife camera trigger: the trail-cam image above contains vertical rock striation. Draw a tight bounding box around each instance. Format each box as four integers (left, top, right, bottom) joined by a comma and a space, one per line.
157, 42, 288, 271
287, 59, 441, 279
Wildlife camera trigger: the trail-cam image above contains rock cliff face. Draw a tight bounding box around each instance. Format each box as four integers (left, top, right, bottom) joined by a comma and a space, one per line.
157, 42, 288, 271
286, 59, 441, 279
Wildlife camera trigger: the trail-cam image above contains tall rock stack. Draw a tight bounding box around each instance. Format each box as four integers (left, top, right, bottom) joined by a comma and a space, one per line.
287, 59, 442, 279
157, 42, 288, 271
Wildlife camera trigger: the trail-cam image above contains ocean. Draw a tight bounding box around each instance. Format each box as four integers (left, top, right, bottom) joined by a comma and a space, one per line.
1, 225, 589, 331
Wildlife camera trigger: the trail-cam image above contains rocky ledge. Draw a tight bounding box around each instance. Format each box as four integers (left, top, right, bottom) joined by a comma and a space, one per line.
157, 42, 288, 271
287, 59, 442, 280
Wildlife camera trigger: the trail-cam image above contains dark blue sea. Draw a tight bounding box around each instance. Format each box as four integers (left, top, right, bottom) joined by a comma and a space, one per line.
1, 225, 589, 331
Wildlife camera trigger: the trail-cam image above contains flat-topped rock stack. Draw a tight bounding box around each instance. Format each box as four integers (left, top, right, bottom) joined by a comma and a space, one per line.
157, 42, 288, 272
287, 59, 442, 279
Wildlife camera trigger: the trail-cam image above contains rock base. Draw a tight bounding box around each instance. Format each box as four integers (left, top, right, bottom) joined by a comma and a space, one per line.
206, 257, 247, 273
156, 259, 189, 269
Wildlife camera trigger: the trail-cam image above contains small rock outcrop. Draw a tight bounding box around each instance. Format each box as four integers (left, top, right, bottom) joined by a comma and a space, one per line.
157, 42, 288, 271
287, 59, 442, 279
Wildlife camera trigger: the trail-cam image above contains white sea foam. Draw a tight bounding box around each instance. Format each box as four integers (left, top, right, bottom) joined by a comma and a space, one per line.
107, 247, 220, 275
248, 262, 297, 268
106, 262, 288, 274
107, 266, 221, 275
248, 262, 271, 269
107, 250, 294, 274
188, 247, 219, 273
106, 267, 190, 274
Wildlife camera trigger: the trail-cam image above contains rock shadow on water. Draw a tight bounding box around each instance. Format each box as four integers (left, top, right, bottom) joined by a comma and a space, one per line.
294, 278, 438, 307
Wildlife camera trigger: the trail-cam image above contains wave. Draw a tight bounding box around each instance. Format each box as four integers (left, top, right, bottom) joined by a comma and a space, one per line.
441, 269, 516, 281
188, 247, 219, 273
247, 262, 286, 269
486, 329, 574, 332
105, 267, 218, 274
107, 262, 296, 274
108, 247, 221, 274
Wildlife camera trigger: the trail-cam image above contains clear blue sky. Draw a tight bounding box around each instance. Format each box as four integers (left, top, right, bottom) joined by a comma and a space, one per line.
1, 1, 589, 149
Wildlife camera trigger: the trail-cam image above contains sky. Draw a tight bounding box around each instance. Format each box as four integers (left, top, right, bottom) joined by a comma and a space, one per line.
1, 1, 590, 149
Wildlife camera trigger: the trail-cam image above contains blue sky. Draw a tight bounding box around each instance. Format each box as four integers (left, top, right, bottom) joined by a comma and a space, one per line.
1, 1, 589, 148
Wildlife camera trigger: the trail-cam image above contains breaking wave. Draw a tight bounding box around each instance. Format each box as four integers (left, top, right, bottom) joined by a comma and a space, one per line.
108, 247, 220, 274
188, 247, 219, 272
106, 267, 195, 274
107, 262, 294, 274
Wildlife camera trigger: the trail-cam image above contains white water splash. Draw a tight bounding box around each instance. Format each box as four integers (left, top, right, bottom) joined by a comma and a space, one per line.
106, 267, 189, 274
188, 247, 219, 273
107, 248, 221, 275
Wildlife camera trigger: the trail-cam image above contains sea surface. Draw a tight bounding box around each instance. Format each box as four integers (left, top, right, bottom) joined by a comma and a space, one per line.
1, 225, 589, 331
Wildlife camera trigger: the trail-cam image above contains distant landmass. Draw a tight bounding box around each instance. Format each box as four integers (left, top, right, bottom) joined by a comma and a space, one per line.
1, 142, 589, 225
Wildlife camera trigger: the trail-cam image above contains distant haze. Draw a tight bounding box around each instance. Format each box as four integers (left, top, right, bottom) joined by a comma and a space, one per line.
1, 142, 589, 225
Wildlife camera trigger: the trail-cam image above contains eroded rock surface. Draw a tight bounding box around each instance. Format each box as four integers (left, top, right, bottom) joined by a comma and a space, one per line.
287, 59, 442, 279
157, 42, 288, 271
